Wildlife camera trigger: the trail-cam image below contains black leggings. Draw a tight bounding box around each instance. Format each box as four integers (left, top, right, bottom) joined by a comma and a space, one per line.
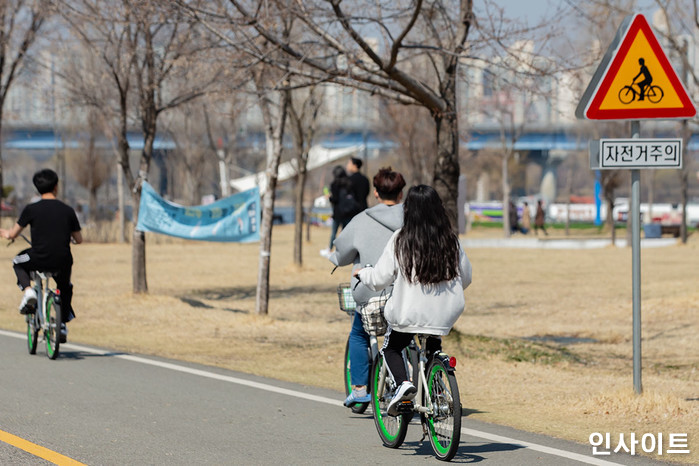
381, 329, 441, 385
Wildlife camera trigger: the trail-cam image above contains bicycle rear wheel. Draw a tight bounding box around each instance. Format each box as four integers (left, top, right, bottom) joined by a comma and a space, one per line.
426, 358, 461, 461
26, 311, 39, 355
371, 355, 410, 448
45, 293, 61, 360
344, 336, 368, 414
647, 85, 663, 103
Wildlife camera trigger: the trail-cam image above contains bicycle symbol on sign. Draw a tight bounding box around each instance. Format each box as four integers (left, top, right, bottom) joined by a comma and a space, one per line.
618, 58, 664, 104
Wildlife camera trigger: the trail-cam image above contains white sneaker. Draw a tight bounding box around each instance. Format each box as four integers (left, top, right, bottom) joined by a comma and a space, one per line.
19, 288, 37, 314
319, 248, 331, 258
387, 381, 416, 416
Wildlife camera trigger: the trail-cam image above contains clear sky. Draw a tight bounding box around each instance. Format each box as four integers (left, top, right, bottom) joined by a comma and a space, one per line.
487, 0, 660, 24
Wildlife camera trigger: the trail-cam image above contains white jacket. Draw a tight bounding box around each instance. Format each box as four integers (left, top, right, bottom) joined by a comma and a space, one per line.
357, 230, 472, 335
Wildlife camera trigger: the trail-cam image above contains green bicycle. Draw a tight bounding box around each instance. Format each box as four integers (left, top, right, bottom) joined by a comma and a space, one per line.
338, 283, 379, 414
26, 269, 63, 360
371, 334, 462, 461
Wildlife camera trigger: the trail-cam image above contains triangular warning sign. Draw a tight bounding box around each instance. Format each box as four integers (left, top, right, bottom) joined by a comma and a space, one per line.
576, 14, 696, 120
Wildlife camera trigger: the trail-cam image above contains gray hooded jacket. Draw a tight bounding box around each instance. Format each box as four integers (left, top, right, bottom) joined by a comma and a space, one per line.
328, 203, 403, 305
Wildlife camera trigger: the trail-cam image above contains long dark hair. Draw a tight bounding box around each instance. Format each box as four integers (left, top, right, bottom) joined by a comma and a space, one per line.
395, 185, 460, 285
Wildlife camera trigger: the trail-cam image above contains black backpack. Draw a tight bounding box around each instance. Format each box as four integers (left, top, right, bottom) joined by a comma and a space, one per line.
336, 187, 362, 219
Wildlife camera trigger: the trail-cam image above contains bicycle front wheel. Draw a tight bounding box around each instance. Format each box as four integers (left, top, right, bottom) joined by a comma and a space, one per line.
27, 312, 39, 355
45, 293, 61, 360
371, 355, 410, 448
426, 358, 461, 461
618, 86, 636, 104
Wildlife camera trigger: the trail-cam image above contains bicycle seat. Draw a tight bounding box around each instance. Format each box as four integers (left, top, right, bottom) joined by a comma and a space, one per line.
32, 270, 58, 279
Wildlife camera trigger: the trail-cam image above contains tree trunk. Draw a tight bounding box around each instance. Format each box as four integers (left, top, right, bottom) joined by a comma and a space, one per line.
218, 154, 230, 198
132, 209, 148, 293
432, 111, 460, 230
606, 196, 616, 246
117, 164, 126, 243
680, 119, 690, 244
502, 155, 511, 237
256, 187, 275, 314
565, 166, 573, 236
680, 171, 688, 244
131, 121, 157, 294
255, 91, 289, 315
256, 136, 283, 315
89, 187, 98, 221
0, 115, 4, 215
293, 164, 308, 265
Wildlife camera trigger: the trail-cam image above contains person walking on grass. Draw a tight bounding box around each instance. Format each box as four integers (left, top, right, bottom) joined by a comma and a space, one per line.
0, 169, 82, 341
328, 167, 406, 408
509, 200, 520, 234
534, 199, 548, 236
321, 165, 356, 258
345, 157, 370, 212
354, 185, 472, 415
520, 201, 531, 234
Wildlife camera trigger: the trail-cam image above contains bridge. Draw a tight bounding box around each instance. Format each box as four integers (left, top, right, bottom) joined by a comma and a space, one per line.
4, 125, 697, 202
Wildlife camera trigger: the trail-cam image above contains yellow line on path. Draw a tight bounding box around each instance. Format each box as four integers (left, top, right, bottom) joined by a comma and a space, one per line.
0, 429, 86, 465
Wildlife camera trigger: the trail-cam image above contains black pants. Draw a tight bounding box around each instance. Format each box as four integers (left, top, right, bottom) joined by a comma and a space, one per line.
13, 248, 74, 322
382, 329, 441, 385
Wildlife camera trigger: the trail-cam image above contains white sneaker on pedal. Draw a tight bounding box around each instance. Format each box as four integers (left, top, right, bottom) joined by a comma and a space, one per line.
19, 288, 37, 314
319, 248, 331, 258
387, 381, 416, 416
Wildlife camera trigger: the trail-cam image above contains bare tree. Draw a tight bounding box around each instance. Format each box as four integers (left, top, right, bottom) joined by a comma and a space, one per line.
179, 0, 295, 314
287, 84, 322, 266
649, 2, 698, 243
179, 0, 474, 229
253, 70, 290, 315
129, 1, 224, 292
166, 103, 214, 205
202, 102, 232, 199
0, 0, 47, 209
67, 109, 110, 219
58, 0, 220, 293
382, 101, 435, 186
55, 0, 139, 250
470, 41, 553, 237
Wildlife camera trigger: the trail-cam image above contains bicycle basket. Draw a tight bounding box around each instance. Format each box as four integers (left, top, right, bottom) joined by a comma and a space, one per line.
358, 293, 389, 336
337, 283, 356, 314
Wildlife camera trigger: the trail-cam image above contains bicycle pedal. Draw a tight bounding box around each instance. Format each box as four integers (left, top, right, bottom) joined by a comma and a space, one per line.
396, 400, 413, 413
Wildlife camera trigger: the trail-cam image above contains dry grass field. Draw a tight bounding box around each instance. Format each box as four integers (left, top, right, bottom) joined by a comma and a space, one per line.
0, 221, 696, 463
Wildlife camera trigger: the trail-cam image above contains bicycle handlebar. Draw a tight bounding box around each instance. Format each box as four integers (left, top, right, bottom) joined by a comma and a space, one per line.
7, 233, 31, 247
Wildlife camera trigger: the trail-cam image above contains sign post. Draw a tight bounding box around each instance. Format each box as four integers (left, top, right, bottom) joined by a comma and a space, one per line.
576, 14, 696, 395
630, 121, 642, 395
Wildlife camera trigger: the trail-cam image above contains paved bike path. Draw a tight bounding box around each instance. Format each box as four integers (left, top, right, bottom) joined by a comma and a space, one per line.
0, 330, 671, 465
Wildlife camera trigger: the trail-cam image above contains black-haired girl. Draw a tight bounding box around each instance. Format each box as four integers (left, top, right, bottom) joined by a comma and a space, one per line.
356, 185, 472, 415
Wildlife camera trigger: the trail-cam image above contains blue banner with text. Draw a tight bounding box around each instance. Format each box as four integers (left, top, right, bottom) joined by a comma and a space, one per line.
136, 182, 260, 242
